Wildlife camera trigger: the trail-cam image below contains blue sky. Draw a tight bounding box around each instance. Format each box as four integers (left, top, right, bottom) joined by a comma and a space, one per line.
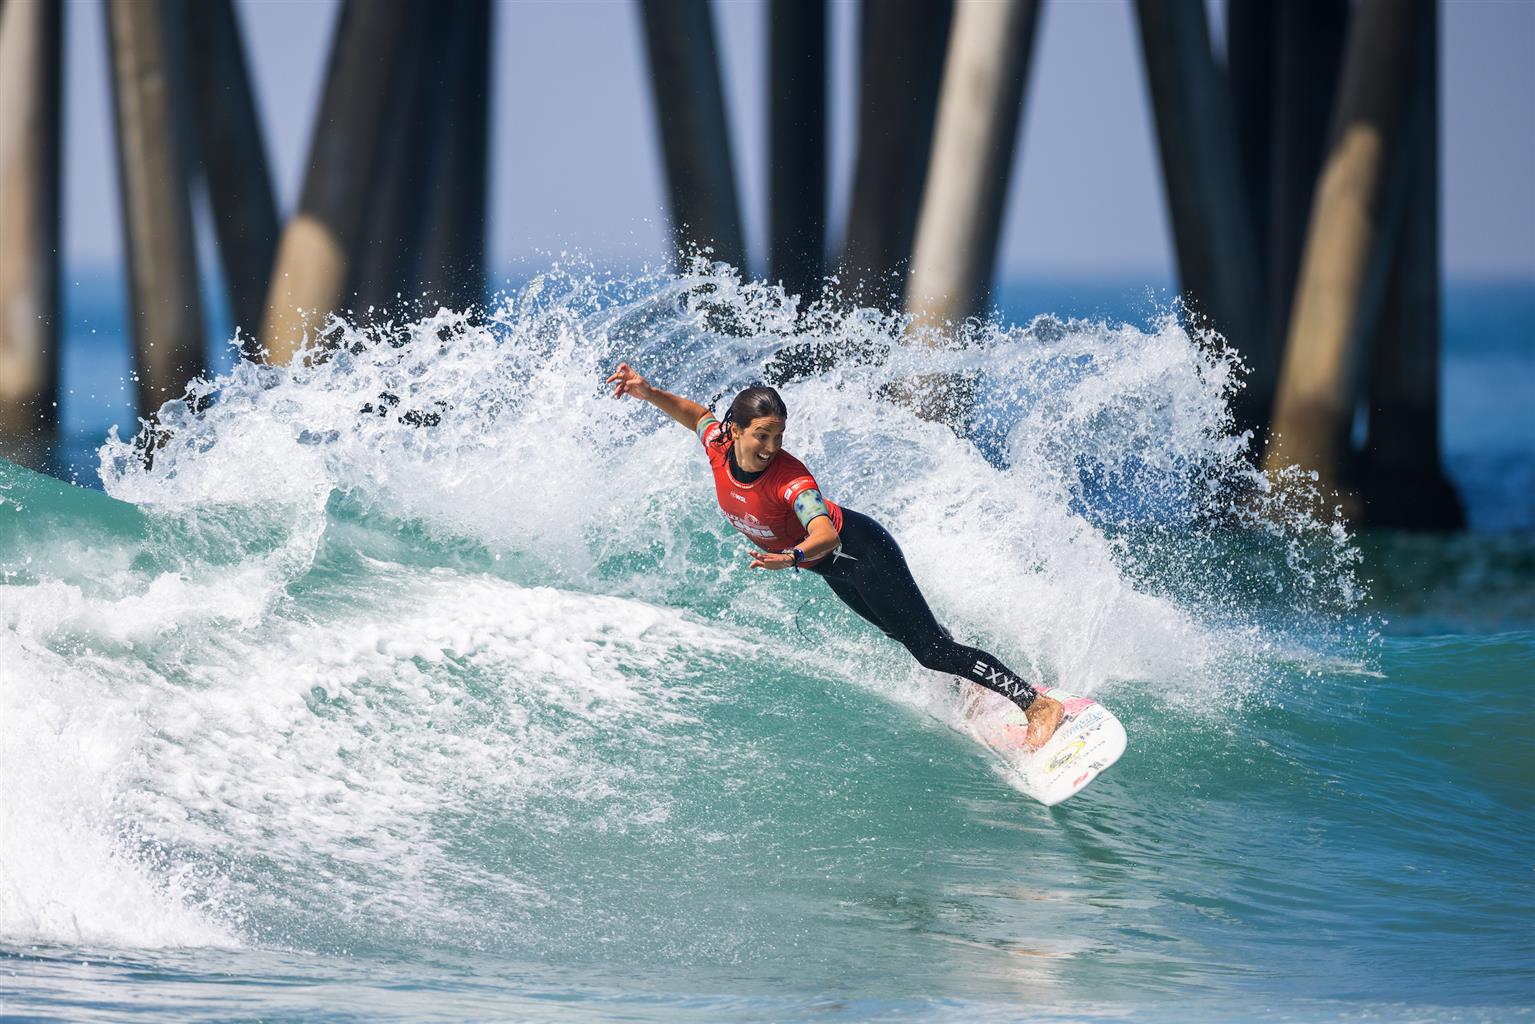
59, 0, 1535, 284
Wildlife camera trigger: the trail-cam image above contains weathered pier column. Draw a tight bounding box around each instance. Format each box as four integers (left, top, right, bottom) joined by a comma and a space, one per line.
259, 0, 416, 364
1133, 0, 1265, 431
416, 0, 491, 311
769, 0, 826, 303
906, 0, 1040, 331
350, 2, 437, 315
639, 0, 746, 273
1267, 0, 1348, 391
0, 0, 63, 462
1225, 0, 1277, 296
184, 0, 278, 353
841, 0, 952, 308
1361, 0, 1462, 529
107, 0, 206, 417
1263, 0, 1422, 509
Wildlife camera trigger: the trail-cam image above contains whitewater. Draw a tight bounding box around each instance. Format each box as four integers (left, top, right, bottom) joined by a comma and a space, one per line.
1, 263, 1528, 1021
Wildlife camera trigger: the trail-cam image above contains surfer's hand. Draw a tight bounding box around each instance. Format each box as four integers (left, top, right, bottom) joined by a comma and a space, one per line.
1023, 693, 1064, 750
748, 549, 794, 570
606, 363, 652, 401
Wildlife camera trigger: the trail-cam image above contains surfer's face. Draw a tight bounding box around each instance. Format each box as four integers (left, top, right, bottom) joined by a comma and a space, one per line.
731, 415, 785, 472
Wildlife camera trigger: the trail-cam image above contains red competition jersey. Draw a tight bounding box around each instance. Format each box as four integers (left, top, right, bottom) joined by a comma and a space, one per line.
700, 419, 843, 563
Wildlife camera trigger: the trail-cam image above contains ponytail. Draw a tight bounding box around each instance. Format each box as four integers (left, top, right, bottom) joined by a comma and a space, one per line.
709, 408, 735, 448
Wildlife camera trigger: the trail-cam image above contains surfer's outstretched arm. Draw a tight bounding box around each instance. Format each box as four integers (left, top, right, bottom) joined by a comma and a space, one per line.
606, 363, 712, 430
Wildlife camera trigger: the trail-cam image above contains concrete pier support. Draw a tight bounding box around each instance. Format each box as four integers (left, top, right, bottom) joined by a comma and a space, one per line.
185, 0, 277, 353
768, 0, 826, 303
1267, 0, 1348, 393
350, 1, 437, 316
905, 0, 1040, 332
0, 0, 62, 459
417, 0, 491, 311
1134, 0, 1265, 430
1361, 0, 1462, 529
1263, 0, 1422, 508
639, 0, 746, 273
1225, 0, 1277, 295
259, 0, 416, 364
106, 0, 206, 417
841, 0, 952, 308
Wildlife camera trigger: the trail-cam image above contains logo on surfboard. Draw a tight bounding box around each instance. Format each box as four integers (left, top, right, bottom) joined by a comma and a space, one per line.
1046, 738, 1087, 774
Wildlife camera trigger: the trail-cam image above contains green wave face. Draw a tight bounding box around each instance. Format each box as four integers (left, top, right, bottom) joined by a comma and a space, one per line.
2, 264, 1528, 1018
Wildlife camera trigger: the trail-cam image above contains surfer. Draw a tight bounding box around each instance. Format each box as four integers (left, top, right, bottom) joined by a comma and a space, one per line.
606, 364, 1065, 749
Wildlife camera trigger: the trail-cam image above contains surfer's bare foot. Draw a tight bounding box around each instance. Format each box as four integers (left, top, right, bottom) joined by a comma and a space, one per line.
1023, 693, 1064, 750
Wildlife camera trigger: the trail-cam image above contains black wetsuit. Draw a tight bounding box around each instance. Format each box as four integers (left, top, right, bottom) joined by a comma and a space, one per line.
807, 508, 1040, 710
723, 448, 1039, 711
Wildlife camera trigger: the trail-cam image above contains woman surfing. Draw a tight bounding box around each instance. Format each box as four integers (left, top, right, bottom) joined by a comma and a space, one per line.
606, 364, 1065, 749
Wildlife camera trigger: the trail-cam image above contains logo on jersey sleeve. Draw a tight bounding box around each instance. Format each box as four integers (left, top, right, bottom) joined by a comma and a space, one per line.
783, 475, 815, 503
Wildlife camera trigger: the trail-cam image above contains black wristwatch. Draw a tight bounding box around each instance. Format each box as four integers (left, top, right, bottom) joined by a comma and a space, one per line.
791, 547, 805, 568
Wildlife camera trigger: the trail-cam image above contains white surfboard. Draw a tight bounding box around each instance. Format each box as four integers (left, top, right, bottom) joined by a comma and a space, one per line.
960, 686, 1127, 806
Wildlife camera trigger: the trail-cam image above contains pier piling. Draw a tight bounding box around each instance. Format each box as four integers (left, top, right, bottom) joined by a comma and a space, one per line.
1135, 0, 1266, 433
841, 0, 952, 308
1361, 0, 1463, 529
1263, 0, 1423, 511
1225, 0, 1277, 297
416, 0, 491, 312
106, 0, 206, 418
905, 0, 1040, 332
768, 0, 826, 304
258, 0, 417, 364
351, 0, 437, 316
639, 0, 746, 273
0, 0, 62, 464
1267, 0, 1348, 399
184, 0, 277, 353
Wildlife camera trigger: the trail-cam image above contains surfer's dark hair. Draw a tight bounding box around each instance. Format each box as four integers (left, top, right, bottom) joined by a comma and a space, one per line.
712, 386, 788, 447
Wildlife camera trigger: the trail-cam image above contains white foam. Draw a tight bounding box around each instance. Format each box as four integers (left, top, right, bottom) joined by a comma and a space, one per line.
2, 260, 1365, 952
93, 267, 1359, 658
0, 635, 240, 948
2, 555, 737, 950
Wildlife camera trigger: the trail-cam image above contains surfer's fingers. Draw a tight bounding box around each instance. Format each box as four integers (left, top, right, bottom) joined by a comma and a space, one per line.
608, 365, 648, 399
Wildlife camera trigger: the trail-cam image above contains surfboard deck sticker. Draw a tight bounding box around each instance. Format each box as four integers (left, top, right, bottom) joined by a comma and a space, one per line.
960, 686, 1127, 806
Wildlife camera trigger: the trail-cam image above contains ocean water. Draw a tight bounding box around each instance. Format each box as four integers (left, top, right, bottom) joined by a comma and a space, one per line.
2, 264, 1531, 1022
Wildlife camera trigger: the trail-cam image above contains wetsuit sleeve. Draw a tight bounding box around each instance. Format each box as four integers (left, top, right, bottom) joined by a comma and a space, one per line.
697, 414, 720, 445
792, 488, 832, 531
